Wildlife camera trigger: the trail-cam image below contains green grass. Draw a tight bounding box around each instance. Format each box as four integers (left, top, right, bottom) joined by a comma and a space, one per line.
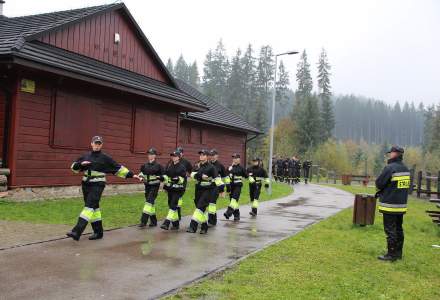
168, 184, 440, 300
0, 182, 292, 228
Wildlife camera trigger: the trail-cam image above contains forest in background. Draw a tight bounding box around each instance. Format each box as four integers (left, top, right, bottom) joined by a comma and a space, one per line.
166, 40, 440, 176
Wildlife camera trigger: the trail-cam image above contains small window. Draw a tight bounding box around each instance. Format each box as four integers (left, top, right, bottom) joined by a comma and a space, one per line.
51, 88, 101, 149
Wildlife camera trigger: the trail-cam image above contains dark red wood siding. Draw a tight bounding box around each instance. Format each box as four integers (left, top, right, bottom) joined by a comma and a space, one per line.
9, 71, 178, 188
179, 120, 247, 167
38, 9, 169, 83
0, 91, 5, 160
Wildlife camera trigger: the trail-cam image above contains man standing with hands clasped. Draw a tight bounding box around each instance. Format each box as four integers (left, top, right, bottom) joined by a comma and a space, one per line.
375, 145, 410, 262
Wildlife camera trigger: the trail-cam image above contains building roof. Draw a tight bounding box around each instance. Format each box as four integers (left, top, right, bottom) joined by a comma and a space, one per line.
0, 3, 207, 112
176, 79, 261, 134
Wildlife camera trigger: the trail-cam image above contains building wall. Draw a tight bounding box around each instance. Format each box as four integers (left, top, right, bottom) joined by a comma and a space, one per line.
179, 120, 247, 167
9, 70, 179, 188
38, 9, 169, 83
0, 91, 5, 161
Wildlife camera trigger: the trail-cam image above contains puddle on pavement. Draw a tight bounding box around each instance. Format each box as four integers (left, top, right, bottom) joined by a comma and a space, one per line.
277, 197, 309, 208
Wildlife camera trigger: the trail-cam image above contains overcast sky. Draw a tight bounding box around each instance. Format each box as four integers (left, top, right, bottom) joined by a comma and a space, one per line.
4, 0, 440, 105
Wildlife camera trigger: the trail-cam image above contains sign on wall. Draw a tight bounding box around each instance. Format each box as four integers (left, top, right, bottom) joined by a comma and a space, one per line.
20, 79, 36, 94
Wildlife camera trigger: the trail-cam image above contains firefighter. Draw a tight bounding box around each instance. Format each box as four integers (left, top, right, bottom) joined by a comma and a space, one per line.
176, 147, 192, 221
247, 157, 270, 216
375, 146, 410, 262
276, 157, 284, 182
67, 136, 138, 241
224, 153, 248, 221
294, 156, 302, 184
208, 149, 229, 226
187, 149, 221, 234
288, 157, 296, 184
160, 150, 186, 231
283, 158, 290, 183
303, 160, 312, 184
138, 148, 163, 228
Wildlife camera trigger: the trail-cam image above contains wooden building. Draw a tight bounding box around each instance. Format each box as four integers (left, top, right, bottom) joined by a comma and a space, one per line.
0, 3, 259, 191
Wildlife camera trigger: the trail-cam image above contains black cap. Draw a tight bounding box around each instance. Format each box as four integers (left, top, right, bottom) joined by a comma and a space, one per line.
210, 149, 218, 156
387, 145, 404, 154
198, 149, 210, 155
147, 148, 157, 155
91, 136, 103, 144
176, 147, 184, 154
232, 153, 240, 158
170, 150, 181, 157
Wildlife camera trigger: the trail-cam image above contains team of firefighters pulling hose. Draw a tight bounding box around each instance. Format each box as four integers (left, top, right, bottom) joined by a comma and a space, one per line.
67, 136, 410, 262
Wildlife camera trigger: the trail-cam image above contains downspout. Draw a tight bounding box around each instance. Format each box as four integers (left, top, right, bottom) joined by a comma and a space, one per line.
245, 133, 259, 166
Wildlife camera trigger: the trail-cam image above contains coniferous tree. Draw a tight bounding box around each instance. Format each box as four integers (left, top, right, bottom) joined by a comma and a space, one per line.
174, 55, 189, 82
240, 44, 258, 123
226, 49, 244, 113
295, 50, 313, 99
254, 45, 274, 133
188, 61, 200, 87
166, 58, 174, 76
295, 95, 321, 154
317, 48, 334, 141
275, 60, 290, 111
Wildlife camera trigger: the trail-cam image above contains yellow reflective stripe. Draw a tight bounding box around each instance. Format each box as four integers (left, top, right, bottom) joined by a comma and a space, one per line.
190, 172, 198, 179
192, 209, 206, 223
143, 202, 156, 215
90, 171, 105, 177
200, 181, 212, 186
214, 177, 224, 186
229, 198, 239, 210
90, 209, 102, 222
208, 203, 217, 214
116, 166, 130, 178
249, 176, 256, 183
252, 200, 259, 208
166, 209, 178, 221
79, 207, 94, 221
71, 163, 79, 173
378, 206, 408, 213
82, 176, 106, 182
264, 178, 270, 184
177, 198, 183, 207
223, 177, 231, 184
178, 176, 185, 184
391, 176, 410, 181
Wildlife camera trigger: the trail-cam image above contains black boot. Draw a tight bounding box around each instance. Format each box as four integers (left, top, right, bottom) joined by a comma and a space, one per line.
149, 215, 157, 227
186, 220, 198, 233
89, 221, 103, 240
233, 209, 240, 221
224, 207, 234, 220
139, 213, 149, 228
200, 222, 208, 234
396, 238, 404, 259
378, 241, 397, 262
171, 221, 180, 231
67, 218, 88, 241
249, 207, 257, 216
208, 213, 217, 226
160, 219, 170, 230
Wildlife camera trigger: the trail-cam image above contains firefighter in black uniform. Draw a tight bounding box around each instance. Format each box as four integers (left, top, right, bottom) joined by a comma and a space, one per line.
138, 148, 163, 228
283, 158, 290, 183
208, 149, 229, 226
288, 157, 296, 184
294, 156, 302, 184
375, 146, 410, 261
176, 147, 192, 221
224, 153, 248, 221
303, 160, 312, 184
187, 149, 221, 234
247, 157, 270, 216
161, 150, 187, 231
67, 136, 138, 241
276, 158, 284, 182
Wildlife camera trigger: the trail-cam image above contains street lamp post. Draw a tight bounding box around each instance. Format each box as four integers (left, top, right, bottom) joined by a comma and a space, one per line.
268, 50, 299, 195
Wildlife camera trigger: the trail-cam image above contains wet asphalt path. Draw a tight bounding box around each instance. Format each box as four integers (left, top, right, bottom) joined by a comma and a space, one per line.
0, 184, 353, 300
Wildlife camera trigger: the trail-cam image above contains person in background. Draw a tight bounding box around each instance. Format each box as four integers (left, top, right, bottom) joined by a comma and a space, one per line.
224, 153, 248, 221
176, 147, 192, 220
247, 157, 270, 216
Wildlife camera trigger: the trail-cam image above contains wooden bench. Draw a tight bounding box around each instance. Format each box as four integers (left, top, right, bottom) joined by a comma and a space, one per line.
427, 199, 440, 226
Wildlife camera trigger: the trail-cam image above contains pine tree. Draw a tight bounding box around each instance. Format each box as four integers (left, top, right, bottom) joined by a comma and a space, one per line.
374, 141, 389, 175
295, 50, 313, 100
317, 48, 334, 141
166, 58, 174, 76
276, 60, 290, 106
226, 49, 244, 112
240, 44, 257, 123
295, 94, 321, 154
174, 55, 189, 82
188, 61, 200, 87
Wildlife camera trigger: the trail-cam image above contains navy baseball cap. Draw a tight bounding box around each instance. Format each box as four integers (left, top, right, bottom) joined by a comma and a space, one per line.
232, 153, 240, 158
387, 145, 404, 154
91, 136, 103, 144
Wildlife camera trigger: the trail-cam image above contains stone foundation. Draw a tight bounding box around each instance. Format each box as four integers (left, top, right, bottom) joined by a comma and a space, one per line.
4, 183, 145, 202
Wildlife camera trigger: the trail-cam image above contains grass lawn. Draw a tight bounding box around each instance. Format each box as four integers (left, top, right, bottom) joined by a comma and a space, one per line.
168, 184, 440, 300
0, 182, 292, 229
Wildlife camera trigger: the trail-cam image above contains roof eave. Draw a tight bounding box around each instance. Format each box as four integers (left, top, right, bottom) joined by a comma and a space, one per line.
10, 56, 207, 112
181, 114, 262, 135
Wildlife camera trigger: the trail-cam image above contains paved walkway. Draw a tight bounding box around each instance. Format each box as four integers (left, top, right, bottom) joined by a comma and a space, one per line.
0, 184, 353, 300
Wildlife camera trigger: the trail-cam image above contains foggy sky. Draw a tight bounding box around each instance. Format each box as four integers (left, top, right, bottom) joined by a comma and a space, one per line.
4, 0, 439, 105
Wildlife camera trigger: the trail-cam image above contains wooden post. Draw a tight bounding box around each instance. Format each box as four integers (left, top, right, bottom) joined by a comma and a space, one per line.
334, 172, 337, 184
437, 171, 440, 198
427, 172, 431, 198
326, 170, 329, 184
409, 168, 415, 195
417, 171, 422, 198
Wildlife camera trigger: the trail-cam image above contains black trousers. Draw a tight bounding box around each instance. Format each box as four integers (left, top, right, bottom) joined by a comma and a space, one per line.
249, 183, 262, 201
72, 183, 105, 235
189, 187, 211, 230
208, 187, 221, 225
383, 213, 404, 257
140, 184, 159, 225
162, 189, 182, 227
225, 185, 242, 218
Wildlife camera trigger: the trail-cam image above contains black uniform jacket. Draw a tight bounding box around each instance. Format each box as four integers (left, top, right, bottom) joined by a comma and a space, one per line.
139, 160, 164, 186
375, 156, 410, 214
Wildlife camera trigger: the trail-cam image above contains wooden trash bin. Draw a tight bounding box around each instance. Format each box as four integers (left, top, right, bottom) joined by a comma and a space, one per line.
353, 194, 377, 225
342, 175, 352, 185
